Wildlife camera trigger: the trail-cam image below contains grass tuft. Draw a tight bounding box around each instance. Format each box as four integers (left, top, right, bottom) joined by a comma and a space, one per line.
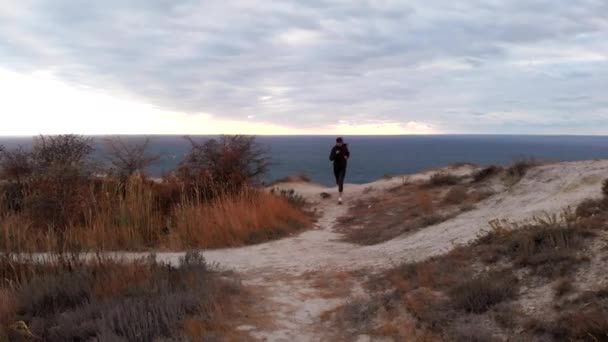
428, 172, 461, 187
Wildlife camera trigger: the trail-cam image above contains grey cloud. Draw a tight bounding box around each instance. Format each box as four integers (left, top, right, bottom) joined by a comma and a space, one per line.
0, 0, 607, 132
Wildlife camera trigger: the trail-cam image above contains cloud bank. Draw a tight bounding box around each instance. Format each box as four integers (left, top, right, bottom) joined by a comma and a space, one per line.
0, 0, 607, 134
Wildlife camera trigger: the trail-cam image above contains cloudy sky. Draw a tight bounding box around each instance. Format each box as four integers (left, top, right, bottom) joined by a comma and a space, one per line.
0, 0, 607, 135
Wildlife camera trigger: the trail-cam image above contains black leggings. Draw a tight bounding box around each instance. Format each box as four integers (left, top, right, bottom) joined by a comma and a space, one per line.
333, 163, 347, 193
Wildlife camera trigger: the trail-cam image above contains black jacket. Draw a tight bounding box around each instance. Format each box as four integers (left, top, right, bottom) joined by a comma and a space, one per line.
329, 144, 350, 165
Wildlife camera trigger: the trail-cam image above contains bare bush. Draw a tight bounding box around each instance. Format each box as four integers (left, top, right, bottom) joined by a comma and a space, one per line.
104, 136, 160, 179
0, 147, 33, 182
2, 135, 97, 236
31, 135, 94, 172
177, 135, 270, 194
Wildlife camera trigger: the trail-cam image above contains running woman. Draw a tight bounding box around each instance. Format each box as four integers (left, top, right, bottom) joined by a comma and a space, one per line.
329, 137, 350, 204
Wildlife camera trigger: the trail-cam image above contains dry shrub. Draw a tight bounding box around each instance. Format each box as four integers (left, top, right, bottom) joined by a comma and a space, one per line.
450, 321, 498, 342
103, 136, 160, 179
505, 158, 537, 184
0, 252, 242, 342
270, 188, 308, 208
477, 214, 592, 277
602, 178, 608, 197
271, 174, 311, 184
403, 287, 449, 325
0, 147, 33, 182
472, 165, 502, 183
320, 192, 332, 199
443, 185, 468, 205
177, 135, 269, 195
0, 287, 17, 326
450, 271, 518, 314
553, 278, 574, 298
535, 285, 608, 340
170, 188, 310, 248
549, 309, 608, 341
415, 189, 434, 214
421, 212, 456, 227
428, 172, 460, 187
576, 198, 607, 218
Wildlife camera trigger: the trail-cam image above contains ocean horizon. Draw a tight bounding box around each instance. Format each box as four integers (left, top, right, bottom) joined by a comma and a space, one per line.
3, 134, 608, 186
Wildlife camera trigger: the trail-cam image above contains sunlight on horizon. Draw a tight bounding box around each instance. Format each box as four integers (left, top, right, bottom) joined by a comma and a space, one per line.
0, 68, 435, 136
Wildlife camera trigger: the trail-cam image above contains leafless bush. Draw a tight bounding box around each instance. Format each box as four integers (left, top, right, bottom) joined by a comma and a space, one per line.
0, 146, 33, 182
0, 135, 97, 235
0, 147, 33, 212
104, 136, 160, 180
31, 135, 94, 173
177, 135, 269, 195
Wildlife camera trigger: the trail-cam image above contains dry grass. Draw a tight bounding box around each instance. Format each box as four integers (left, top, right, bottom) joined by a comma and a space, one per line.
477, 213, 594, 277
170, 188, 311, 249
443, 185, 468, 205
472, 165, 502, 183
308, 270, 356, 299
553, 278, 574, 298
504, 158, 538, 185
530, 286, 608, 341
427, 171, 461, 187
0, 287, 17, 326
337, 181, 490, 245
0, 179, 312, 252
450, 270, 518, 313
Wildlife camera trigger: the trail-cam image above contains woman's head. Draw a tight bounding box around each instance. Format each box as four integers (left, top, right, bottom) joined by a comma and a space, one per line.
336, 137, 344, 146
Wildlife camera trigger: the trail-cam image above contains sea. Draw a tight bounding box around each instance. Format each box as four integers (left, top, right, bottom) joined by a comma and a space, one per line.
2, 135, 608, 186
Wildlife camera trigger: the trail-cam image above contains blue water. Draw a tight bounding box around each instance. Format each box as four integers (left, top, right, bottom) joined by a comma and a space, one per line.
2, 135, 608, 186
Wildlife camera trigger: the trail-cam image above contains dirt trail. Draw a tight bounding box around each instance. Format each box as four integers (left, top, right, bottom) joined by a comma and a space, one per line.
86, 160, 608, 341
